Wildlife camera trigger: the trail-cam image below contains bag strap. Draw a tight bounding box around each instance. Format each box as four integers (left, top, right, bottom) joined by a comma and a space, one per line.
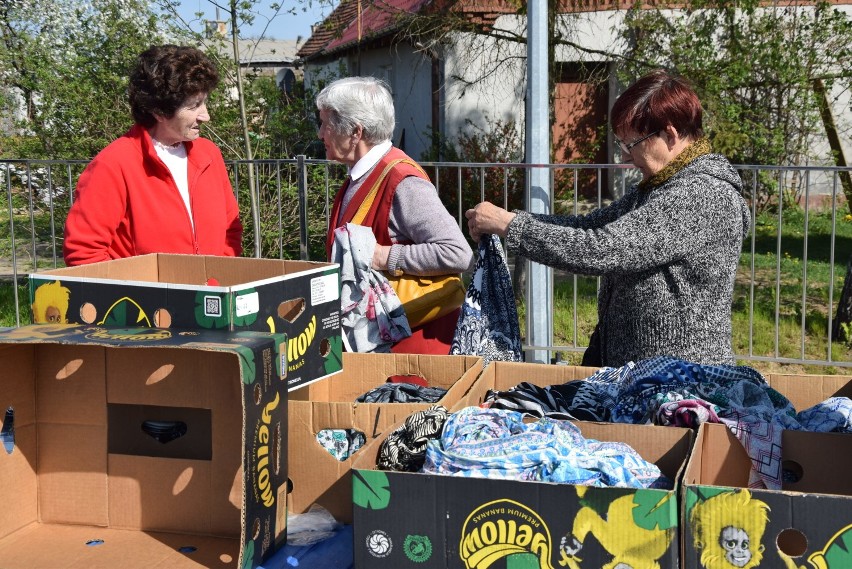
351, 158, 426, 225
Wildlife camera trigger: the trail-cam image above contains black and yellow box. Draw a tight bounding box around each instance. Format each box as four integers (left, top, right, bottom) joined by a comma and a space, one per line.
352, 417, 691, 569
28, 253, 342, 390
0, 324, 288, 569
683, 371, 852, 569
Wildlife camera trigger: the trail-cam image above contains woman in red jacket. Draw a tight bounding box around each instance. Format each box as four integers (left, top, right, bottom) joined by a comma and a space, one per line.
63, 45, 243, 266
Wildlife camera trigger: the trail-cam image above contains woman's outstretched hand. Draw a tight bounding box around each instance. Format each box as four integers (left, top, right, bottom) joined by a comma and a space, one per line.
465, 202, 516, 242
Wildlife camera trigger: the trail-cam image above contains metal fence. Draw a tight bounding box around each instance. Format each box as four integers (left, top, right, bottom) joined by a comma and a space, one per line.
3, 157, 851, 368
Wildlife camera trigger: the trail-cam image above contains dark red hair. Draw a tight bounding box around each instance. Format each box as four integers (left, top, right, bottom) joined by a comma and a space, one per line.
610, 69, 704, 139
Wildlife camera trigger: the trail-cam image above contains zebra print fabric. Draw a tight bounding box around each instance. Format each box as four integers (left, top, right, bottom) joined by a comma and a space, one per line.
377, 405, 449, 472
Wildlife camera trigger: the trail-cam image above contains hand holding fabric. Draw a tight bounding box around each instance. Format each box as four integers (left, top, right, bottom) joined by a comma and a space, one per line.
465, 202, 516, 242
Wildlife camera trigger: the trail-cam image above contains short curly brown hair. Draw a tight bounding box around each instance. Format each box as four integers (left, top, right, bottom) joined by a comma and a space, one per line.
128, 45, 219, 128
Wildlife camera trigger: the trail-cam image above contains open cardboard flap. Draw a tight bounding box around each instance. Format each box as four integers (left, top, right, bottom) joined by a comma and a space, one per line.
0, 325, 289, 569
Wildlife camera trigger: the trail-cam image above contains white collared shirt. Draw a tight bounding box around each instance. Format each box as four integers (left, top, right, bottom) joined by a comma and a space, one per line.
349, 140, 392, 182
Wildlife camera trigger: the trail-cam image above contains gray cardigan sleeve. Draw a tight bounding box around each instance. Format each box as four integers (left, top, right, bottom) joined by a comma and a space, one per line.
505, 179, 743, 276
387, 176, 473, 276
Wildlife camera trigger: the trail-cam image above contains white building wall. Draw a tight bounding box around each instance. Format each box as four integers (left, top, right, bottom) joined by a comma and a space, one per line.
441, 20, 526, 152
304, 5, 851, 180
303, 45, 434, 160
439, 11, 627, 159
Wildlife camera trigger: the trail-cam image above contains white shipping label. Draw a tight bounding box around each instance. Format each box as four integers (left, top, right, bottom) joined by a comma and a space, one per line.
311, 273, 339, 305
235, 291, 260, 317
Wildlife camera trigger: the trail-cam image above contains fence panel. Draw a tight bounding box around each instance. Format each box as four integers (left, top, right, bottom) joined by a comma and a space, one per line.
2, 157, 850, 368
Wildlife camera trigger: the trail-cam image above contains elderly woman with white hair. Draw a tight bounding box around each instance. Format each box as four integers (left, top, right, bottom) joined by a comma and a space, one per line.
318, 76, 473, 355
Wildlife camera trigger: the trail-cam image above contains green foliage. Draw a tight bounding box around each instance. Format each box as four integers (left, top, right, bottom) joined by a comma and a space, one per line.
0, 0, 168, 158
618, 0, 852, 174
841, 322, 852, 345
235, 159, 344, 260
421, 115, 526, 226
0, 282, 29, 327
249, 75, 324, 159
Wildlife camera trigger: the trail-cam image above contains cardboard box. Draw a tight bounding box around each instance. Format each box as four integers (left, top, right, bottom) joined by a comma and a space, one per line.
352, 419, 691, 568
458, 360, 601, 410
683, 422, 852, 569
769, 371, 852, 410
0, 324, 289, 569
29, 254, 342, 391
288, 352, 483, 524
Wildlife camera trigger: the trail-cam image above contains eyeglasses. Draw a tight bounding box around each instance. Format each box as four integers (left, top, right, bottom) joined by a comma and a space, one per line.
615, 131, 660, 154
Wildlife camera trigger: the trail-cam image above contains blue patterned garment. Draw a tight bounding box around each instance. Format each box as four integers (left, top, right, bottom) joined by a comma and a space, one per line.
579, 357, 852, 490
316, 429, 366, 461
421, 407, 671, 489
451, 234, 522, 366
795, 396, 852, 432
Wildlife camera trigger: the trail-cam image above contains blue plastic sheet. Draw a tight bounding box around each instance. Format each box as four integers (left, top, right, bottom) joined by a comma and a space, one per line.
259, 525, 353, 569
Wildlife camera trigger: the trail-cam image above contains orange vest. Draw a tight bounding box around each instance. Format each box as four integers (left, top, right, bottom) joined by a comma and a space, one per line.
325, 147, 429, 259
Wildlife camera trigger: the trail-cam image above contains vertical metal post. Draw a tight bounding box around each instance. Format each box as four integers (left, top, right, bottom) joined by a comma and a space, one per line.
4, 163, 20, 327
297, 155, 310, 261
525, 0, 553, 363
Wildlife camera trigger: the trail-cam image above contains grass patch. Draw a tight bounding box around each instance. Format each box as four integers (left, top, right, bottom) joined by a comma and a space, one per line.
0, 280, 29, 328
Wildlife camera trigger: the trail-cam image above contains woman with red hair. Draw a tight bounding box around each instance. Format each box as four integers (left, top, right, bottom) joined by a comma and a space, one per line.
466, 69, 750, 368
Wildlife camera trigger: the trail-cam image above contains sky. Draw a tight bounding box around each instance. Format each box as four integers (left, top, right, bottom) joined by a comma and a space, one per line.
171, 0, 334, 41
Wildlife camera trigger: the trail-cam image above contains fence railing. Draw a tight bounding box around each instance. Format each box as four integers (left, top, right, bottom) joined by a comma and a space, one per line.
3, 157, 851, 368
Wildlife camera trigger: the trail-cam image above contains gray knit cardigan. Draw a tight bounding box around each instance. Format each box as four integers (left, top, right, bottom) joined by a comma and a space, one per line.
506, 153, 751, 367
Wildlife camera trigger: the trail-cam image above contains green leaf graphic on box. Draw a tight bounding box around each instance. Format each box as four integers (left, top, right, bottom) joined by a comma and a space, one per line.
684, 486, 730, 517
100, 298, 152, 327
632, 490, 676, 531
194, 291, 228, 329
507, 553, 540, 569
231, 287, 259, 327
818, 526, 852, 567
241, 540, 255, 569
324, 334, 344, 374
233, 345, 257, 385
352, 470, 391, 510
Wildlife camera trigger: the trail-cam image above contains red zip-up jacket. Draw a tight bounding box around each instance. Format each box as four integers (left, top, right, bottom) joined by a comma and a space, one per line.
63, 124, 243, 266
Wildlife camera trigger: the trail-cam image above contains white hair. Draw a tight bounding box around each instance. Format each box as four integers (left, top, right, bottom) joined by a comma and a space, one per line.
315, 76, 395, 145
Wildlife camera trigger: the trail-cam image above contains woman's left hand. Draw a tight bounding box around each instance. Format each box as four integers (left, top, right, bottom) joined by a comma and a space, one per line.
372, 244, 391, 270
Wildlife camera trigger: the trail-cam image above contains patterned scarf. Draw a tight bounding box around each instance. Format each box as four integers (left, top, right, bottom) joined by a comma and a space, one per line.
450, 234, 522, 366
638, 136, 712, 191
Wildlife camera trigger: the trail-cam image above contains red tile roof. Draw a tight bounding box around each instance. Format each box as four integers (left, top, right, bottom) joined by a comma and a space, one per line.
296, 0, 361, 59
297, 0, 434, 60
295, 0, 525, 61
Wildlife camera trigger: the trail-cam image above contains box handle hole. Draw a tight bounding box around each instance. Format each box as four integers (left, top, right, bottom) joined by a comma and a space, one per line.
1, 407, 14, 454
315, 429, 366, 461
782, 459, 804, 484
85, 539, 104, 547
141, 420, 188, 444
278, 298, 306, 323
777, 527, 808, 558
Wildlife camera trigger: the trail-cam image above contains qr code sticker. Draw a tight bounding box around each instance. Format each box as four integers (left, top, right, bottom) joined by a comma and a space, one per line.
204, 295, 222, 318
